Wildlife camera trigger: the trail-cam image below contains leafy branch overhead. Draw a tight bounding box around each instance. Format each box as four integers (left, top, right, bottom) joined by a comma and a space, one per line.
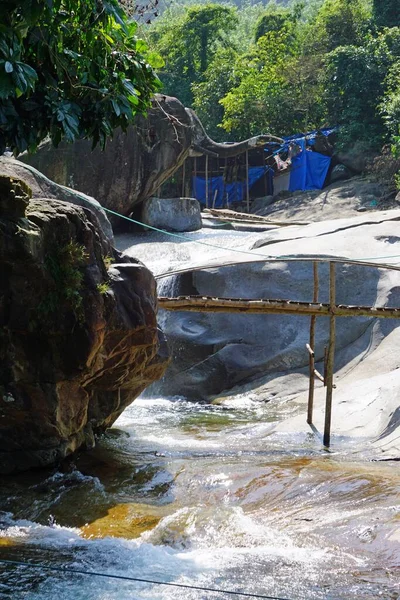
0, 0, 161, 154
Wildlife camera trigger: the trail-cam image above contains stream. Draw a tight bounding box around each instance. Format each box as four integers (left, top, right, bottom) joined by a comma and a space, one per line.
0, 395, 399, 599
0, 228, 399, 599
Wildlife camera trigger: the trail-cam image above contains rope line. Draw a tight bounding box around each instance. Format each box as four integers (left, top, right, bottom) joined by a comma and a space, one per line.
103, 207, 274, 258
0, 558, 292, 600
103, 206, 400, 266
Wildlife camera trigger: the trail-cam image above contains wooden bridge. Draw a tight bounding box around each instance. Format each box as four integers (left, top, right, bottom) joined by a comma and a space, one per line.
158, 257, 400, 447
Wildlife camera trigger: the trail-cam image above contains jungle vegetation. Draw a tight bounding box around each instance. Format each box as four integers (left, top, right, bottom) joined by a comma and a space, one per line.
147, 0, 400, 155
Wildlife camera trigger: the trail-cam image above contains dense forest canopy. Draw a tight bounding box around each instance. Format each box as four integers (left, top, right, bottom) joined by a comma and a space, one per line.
146, 0, 400, 157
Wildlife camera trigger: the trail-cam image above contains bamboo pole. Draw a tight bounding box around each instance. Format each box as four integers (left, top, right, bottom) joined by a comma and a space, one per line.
181, 160, 186, 197
158, 295, 400, 319
313, 369, 325, 384
156, 256, 400, 283
193, 157, 197, 200
307, 261, 319, 424
246, 150, 250, 213
205, 155, 209, 209
212, 189, 218, 209
323, 262, 336, 447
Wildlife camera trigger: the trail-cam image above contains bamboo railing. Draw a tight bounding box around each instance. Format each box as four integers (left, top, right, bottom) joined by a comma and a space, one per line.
158, 258, 400, 447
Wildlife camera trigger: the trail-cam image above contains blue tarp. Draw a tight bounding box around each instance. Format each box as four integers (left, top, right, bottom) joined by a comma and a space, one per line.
193, 166, 273, 207
266, 126, 335, 192
288, 138, 331, 192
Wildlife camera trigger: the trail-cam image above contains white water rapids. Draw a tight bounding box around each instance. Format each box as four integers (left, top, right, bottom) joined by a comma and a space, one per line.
0, 225, 399, 599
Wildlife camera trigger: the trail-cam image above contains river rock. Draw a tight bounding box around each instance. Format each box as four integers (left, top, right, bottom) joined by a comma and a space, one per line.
0, 176, 169, 474
141, 197, 202, 232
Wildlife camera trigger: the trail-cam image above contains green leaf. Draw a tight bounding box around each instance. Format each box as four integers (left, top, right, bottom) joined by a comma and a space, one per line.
5, 61, 13, 73
111, 98, 121, 116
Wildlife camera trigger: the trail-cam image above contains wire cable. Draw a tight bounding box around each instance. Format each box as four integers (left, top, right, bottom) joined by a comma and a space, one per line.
103, 206, 276, 258
0, 558, 292, 600
103, 206, 400, 267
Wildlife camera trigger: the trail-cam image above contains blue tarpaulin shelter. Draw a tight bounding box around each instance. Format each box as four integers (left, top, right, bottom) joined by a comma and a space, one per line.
278, 128, 335, 192
288, 138, 331, 192
193, 166, 273, 207
192, 128, 335, 206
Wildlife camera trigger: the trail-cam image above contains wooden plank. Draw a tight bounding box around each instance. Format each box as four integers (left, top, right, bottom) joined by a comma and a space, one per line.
203, 207, 309, 226
307, 262, 319, 424
158, 295, 400, 319
324, 263, 336, 447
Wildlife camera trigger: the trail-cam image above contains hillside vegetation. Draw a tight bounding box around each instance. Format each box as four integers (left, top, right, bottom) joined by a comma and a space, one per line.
146, 0, 400, 161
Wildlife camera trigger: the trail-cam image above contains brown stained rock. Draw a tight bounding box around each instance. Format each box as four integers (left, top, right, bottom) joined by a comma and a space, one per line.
0, 180, 170, 474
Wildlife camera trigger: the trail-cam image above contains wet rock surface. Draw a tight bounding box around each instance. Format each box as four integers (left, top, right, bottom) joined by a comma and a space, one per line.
0, 176, 169, 474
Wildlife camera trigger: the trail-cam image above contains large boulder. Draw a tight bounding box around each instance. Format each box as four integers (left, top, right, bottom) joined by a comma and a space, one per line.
141, 197, 202, 232
19, 96, 195, 226
0, 156, 114, 242
19, 95, 282, 226
0, 176, 169, 474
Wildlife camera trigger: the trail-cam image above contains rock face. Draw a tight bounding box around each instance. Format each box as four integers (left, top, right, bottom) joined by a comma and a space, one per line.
19, 95, 282, 225
0, 176, 169, 474
0, 156, 114, 242
141, 197, 202, 232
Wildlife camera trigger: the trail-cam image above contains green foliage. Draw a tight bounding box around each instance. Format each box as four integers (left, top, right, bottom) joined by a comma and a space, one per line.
219, 29, 323, 138
305, 0, 372, 53
0, 0, 161, 155
97, 281, 111, 295
373, 0, 400, 28
254, 7, 295, 42
149, 4, 238, 106
146, 0, 400, 158
325, 28, 400, 148
192, 47, 238, 141
40, 241, 87, 324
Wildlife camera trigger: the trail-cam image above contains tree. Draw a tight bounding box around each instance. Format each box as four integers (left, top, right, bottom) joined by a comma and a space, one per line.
373, 0, 400, 28
306, 0, 371, 53
254, 8, 293, 42
150, 4, 238, 107
220, 30, 300, 138
324, 29, 400, 146
192, 47, 238, 141
0, 0, 161, 155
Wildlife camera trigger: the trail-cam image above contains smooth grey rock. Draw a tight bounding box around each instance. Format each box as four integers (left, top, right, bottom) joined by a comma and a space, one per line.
250, 196, 274, 215
122, 202, 400, 401
141, 197, 202, 232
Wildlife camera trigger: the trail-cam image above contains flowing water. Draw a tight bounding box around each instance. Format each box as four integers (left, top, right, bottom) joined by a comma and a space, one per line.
1, 228, 399, 599
0, 394, 399, 600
